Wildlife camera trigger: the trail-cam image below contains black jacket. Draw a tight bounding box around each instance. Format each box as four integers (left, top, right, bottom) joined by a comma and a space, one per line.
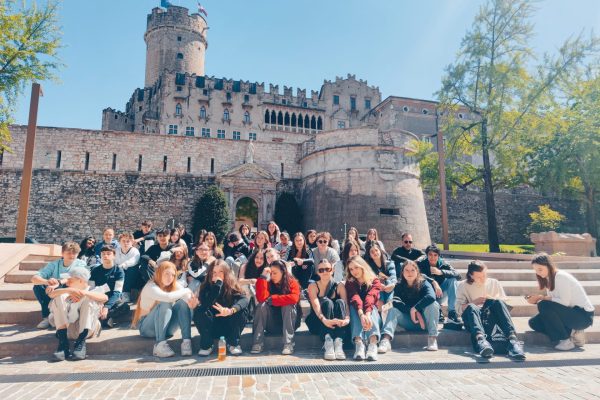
223, 241, 251, 260
417, 258, 461, 286
198, 280, 249, 312
391, 246, 425, 264
392, 279, 436, 314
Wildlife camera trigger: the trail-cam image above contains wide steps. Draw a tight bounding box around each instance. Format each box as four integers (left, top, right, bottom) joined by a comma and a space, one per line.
450, 260, 600, 270
4, 269, 36, 284
456, 269, 600, 281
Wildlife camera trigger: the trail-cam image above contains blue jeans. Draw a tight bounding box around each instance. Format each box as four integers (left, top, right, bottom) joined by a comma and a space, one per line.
350, 307, 381, 341
382, 302, 440, 338
439, 278, 457, 312
33, 285, 51, 318
139, 300, 192, 343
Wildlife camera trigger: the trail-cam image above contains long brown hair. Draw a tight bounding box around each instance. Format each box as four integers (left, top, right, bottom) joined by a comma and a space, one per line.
169, 245, 190, 275
269, 259, 295, 295
346, 256, 376, 286
399, 260, 424, 292
466, 260, 486, 284
131, 261, 179, 327
199, 259, 245, 304
532, 252, 558, 291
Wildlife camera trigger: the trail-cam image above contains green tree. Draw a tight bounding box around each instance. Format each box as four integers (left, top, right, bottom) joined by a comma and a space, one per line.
527, 204, 565, 237
437, 0, 597, 252
192, 185, 230, 243
0, 0, 62, 151
274, 192, 303, 236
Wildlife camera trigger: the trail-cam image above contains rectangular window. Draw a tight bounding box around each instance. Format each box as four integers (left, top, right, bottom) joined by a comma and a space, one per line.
249, 83, 257, 94
84, 152, 90, 171
210, 158, 214, 174
112, 154, 117, 171
168, 124, 178, 135
163, 156, 168, 172
177, 36, 182, 41
177, 53, 184, 59
281, 99, 287, 105
423, 136, 431, 143
187, 157, 191, 173
337, 121, 346, 129
175, 73, 186, 85
244, 94, 250, 103
233, 131, 241, 140
186, 126, 195, 136
226, 92, 232, 102
217, 129, 226, 139
138, 155, 143, 172
202, 89, 208, 95
195, 76, 205, 88
365, 99, 371, 109
333, 95, 339, 105
232, 81, 241, 92
137, 90, 144, 102
380, 208, 400, 216
248, 132, 257, 141
214, 79, 223, 90
56, 151, 62, 169
280, 163, 284, 178
350, 96, 356, 110
201, 128, 211, 138
176, 86, 182, 92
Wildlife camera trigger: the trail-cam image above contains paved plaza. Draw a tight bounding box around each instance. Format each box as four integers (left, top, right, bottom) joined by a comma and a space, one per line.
1, 345, 600, 399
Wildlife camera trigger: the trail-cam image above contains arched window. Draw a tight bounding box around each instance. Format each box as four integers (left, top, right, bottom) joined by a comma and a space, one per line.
304, 115, 310, 128
264, 109, 270, 123
175, 103, 182, 116
317, 116, 323, 130
298, 114, 304, 128
277, 111, 283, 125
270, 110, 276, 124
223, 109, 230, 121
199, 106, 206, 119
291, 113, 297, 127
244, 111, 251, 123
284, 112, 290, 126
311, 115, 317, 129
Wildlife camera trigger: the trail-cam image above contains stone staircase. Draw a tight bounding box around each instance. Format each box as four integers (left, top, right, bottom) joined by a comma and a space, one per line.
1, 255, 599, 357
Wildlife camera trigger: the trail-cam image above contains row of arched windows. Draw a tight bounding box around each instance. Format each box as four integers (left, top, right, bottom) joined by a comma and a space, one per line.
263, 109, 322, 130
179, 104, 252, 124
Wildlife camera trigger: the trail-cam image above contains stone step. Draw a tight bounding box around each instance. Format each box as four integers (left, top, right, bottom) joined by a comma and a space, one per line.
0, 283, 37, 300
1, 317, 599, 358
456, 269, 600, 281
501, 281, 600, 296
0, 301, 41, 324
4, 269, 36, 284
450, 260, 600, 270
18, 260, 49, 271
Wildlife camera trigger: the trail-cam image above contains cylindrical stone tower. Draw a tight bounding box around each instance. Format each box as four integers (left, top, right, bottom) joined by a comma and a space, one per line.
144, 6, 208, 87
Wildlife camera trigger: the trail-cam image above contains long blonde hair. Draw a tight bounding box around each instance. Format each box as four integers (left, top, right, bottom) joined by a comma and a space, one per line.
131, 261, 179, 327
346, 255, 376, 286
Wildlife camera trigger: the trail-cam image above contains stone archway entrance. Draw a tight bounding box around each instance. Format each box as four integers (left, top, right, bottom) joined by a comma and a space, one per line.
235, 197, 258, 231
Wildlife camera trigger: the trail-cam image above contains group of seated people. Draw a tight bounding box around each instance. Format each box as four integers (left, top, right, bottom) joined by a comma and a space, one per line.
31, 221, 595, 362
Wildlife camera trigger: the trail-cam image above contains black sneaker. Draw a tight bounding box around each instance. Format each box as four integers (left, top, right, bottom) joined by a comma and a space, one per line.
447, 310, 463, 324
475, 337, 494, 358
438, 309, 445, 323
508, 338, 526, 361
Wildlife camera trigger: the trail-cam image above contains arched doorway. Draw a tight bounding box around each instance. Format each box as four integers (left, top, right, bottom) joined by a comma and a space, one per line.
235, 197, 258, 231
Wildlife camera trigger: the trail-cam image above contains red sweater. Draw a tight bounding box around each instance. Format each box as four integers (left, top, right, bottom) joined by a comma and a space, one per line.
255, 277, 300, 306
345, 278, 381, 313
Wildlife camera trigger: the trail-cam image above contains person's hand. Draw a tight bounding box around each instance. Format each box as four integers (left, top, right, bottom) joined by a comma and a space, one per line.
433, 283, 443, 298
45, 286, 56, 295
212, 302, 233, 317
68, 289, 85, 303
251, 278, 257, 285
294, 258, 303, 266
339, 318, 350, 327
384, 284, 394, 293
410, 307, 419, 324
376, 300, 384, 311
149, 260, 157, 268
262, 267, 271, 275
473, 296, 486, 306
360, 313, 372, 331
100, 307, 109, 320
322, 318, 337, 329
526, 294, 543, 304
416, 311, 425, 330
47, 278, 59, 286
186, 296, 199, 309
430, 267, 443, 276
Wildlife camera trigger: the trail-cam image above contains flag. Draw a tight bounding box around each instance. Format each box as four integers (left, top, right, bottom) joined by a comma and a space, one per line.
198, 2, 208, 16
161, 0, 172, 8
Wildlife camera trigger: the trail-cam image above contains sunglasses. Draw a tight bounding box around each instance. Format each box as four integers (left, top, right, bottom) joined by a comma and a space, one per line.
404, 240, 413, 244
317, 268, 332, 273
317, 240, 328, 244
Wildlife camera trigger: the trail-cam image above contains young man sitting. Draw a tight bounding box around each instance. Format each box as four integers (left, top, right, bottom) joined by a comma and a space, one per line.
390, 233, 425, 265
133, 220, 156, 256
94, 227, 119, 264
90, 245, 129, 328
31, 242, 87, 329
48, 266, 108, 361
140, 227, 179, 283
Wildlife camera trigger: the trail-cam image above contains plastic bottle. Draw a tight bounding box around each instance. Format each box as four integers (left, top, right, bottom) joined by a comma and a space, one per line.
218, 336, 226, 361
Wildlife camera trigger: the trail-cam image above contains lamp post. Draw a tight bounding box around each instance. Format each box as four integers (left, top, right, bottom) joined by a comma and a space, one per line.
435, 110, 449, 251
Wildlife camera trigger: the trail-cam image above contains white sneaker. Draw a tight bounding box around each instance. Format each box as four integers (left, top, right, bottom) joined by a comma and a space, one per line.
571, 330, 586, 347
426, 336, 438, 351
366, 343, 378, 361
121, 292, 131, 303
555, 338, 575, 351
181, 339, 192, 356
334, 337, 346, 360
197, 346, 213, 356
377, 337, 391, 354
153, 341, 175, 358
37, 318, 50, 329
353, 340, 366, 361
323, 334, 335, 360
228, 345, 243, 356
282, 343, 294, 355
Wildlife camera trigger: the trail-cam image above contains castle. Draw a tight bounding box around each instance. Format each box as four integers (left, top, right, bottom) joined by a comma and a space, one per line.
1, 5, 505, 249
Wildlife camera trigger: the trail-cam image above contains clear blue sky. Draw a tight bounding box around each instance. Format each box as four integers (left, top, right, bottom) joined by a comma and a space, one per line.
14, 0, 600, 130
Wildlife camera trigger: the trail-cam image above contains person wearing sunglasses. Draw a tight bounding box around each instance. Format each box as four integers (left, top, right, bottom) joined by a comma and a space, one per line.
305, 260, 350, 360
391, 233, 425, 266
313, 232, 340, 267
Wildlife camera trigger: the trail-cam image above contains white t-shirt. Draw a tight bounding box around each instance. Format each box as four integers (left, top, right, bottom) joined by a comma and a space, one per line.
455, 278, 507, 316
138, 281, 192, 316
549, 270, 594, 312
115, 247, 140, 270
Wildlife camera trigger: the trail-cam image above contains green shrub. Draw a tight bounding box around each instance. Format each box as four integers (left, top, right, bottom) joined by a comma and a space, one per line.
527, 204, 565, 237
192, 186, 230, 243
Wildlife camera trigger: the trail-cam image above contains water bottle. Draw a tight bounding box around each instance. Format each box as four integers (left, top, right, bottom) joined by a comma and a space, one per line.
218, 336, 226, 361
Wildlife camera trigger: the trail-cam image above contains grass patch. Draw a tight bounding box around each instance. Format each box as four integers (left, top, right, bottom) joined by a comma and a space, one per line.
448, 244, 535, 254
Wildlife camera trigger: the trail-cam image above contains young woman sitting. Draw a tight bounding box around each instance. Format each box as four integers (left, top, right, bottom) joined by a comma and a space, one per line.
364, 240, 397, 305
132, 261, 197, 358
528, 253, 595, 351
194, 260, 249, 356
380, 260, 440, 353
251, 260, 302, 355
287, 232, 315, 289
334, 240, 360, 283
305, 260, 350, 360
345, 256, 382, 361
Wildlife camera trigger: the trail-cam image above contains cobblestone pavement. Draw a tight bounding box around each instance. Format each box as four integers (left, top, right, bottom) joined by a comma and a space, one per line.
1, 345, 600, 399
